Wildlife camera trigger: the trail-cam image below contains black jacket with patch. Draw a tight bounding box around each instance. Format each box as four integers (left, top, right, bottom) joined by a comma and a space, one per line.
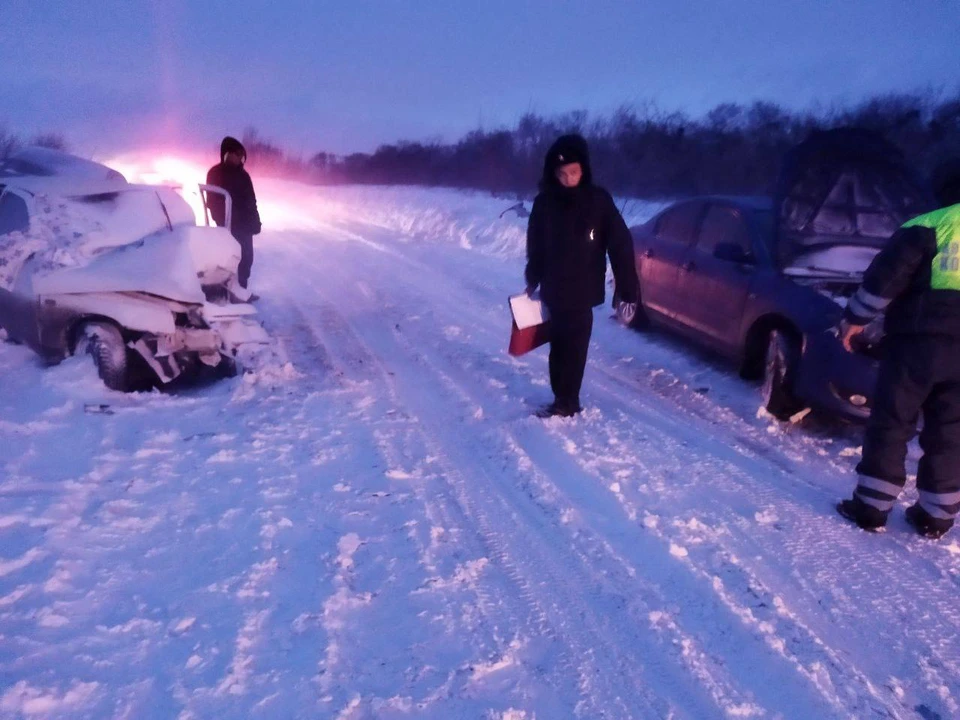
525, 186, 638, 312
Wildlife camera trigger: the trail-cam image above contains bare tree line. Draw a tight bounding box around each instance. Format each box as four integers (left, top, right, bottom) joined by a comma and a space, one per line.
3, 91, 958, 199
241, 92, 960, 198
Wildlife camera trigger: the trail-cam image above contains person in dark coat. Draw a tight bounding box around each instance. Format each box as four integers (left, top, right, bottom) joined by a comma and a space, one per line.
524, 134, 639, 418
206, 136, 262, 290
837, 159, 960, 538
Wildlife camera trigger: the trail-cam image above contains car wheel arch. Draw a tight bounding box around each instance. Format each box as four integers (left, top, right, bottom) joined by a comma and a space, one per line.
67, 315, 132, 355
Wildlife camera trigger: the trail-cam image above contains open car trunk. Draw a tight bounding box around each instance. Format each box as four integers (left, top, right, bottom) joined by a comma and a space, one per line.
775, 127, 932, 277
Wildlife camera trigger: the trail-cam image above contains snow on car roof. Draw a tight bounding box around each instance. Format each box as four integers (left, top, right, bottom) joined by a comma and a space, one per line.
0, 147, 126, 183
0, 147, 129, 196
1, 158, 197, 293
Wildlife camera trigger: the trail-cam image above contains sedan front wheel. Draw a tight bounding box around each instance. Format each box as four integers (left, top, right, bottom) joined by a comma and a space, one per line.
75, 321, 131, 392
761, 330, 805, 420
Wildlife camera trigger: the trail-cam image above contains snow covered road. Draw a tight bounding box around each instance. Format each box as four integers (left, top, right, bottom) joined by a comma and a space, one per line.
2, 183, 959, 719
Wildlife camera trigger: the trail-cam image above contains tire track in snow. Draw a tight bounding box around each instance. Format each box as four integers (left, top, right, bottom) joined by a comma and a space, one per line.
249, 209, 960, 718
306, 219, 960, 720
288, 238, 836, 720
564, 350, 960, 718
258, 249, 582, 715
271, 241, 693, 716
361, 306, 873, 718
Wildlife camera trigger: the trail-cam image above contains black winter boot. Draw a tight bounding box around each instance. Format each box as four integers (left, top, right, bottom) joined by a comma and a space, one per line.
905, 503, 953, 539
534, 401, 582, 418
836, 496, 888, 532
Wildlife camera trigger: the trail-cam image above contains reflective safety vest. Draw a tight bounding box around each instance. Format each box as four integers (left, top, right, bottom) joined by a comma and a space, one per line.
902, 204, 960, 290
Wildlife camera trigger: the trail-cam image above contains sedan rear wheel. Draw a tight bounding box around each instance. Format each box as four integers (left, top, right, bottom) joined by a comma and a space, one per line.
761, 330, 805, 420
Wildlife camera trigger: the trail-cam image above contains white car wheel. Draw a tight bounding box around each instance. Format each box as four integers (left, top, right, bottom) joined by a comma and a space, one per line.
76, 322, 130, 391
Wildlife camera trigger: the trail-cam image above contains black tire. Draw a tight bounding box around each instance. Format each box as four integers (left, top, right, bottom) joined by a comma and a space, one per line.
761, 330, 805, 420
77, 322, 130, 391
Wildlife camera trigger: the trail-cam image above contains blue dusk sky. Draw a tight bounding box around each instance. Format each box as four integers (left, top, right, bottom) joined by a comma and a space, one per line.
1, 0, 957, 157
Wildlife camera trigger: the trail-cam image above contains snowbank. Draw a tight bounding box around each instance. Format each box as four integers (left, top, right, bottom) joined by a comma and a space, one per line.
254, 181, 666, 261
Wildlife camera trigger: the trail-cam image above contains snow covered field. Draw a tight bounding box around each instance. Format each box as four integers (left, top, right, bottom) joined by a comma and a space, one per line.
2, 179, 959, 719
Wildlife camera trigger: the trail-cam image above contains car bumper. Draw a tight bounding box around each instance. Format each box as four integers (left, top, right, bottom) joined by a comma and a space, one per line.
796, 329, 878, 421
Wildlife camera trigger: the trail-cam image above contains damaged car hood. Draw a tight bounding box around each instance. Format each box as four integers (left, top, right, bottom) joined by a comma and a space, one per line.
35, 230, 206, 304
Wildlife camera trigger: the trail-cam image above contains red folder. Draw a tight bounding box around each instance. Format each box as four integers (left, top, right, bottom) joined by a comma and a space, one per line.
508, 293, 551, 356
509, 319, 551, 356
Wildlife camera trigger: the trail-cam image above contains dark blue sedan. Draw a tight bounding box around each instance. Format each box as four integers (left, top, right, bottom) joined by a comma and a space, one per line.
616, 195, 886, 420
613, 129, 932, 421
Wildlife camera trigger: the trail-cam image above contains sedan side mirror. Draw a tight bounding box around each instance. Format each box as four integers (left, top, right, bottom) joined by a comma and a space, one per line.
714, 242, 753, 264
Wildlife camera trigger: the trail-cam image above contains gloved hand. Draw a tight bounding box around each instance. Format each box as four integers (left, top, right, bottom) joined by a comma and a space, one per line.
838, 319, 866, 352
617, 300, 638, 324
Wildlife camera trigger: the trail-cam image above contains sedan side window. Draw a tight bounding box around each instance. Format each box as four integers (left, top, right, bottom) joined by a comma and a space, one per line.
0, 191, 30, 235
655, 203, 702, 245
697, 205, 753, 259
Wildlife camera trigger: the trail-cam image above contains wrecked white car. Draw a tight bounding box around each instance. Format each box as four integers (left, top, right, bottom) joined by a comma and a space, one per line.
0, 147, 268, 390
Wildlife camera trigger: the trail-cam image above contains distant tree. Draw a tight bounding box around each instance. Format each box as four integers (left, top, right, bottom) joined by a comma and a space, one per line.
0, 125, 22, 160
310, 152, 332, 172
706, 103, 744, 133
241, 127, 285, 173
31, 133, 67, 151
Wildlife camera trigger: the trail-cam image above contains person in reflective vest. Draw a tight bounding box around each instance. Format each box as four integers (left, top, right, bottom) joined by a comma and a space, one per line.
837, 159, 960, 538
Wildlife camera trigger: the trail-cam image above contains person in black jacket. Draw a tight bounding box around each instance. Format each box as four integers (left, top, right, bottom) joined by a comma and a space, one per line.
837, 159, 960, 538
524, 134, 639, 418
206, 136, 262, 290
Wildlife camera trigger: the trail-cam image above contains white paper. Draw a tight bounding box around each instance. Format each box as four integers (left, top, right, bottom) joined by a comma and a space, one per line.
509, 292, 550, 330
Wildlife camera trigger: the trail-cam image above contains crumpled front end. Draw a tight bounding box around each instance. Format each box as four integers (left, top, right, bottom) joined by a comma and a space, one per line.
128, 301, 270, 383
33, 227, 269, 385
36, 290, 270, 384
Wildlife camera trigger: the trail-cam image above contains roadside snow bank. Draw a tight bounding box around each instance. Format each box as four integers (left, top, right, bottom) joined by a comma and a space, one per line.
255, 181, 666, 260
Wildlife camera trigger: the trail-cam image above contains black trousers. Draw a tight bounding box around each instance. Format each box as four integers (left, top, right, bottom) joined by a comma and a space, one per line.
548, 308, 593, 409
855, 335, 960, 521
233, 232, 254, 289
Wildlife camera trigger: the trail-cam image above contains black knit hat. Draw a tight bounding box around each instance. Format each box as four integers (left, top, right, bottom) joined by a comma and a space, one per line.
220, 136, 246, 162
550, 134, 588, 167
540, 133, 593, 190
